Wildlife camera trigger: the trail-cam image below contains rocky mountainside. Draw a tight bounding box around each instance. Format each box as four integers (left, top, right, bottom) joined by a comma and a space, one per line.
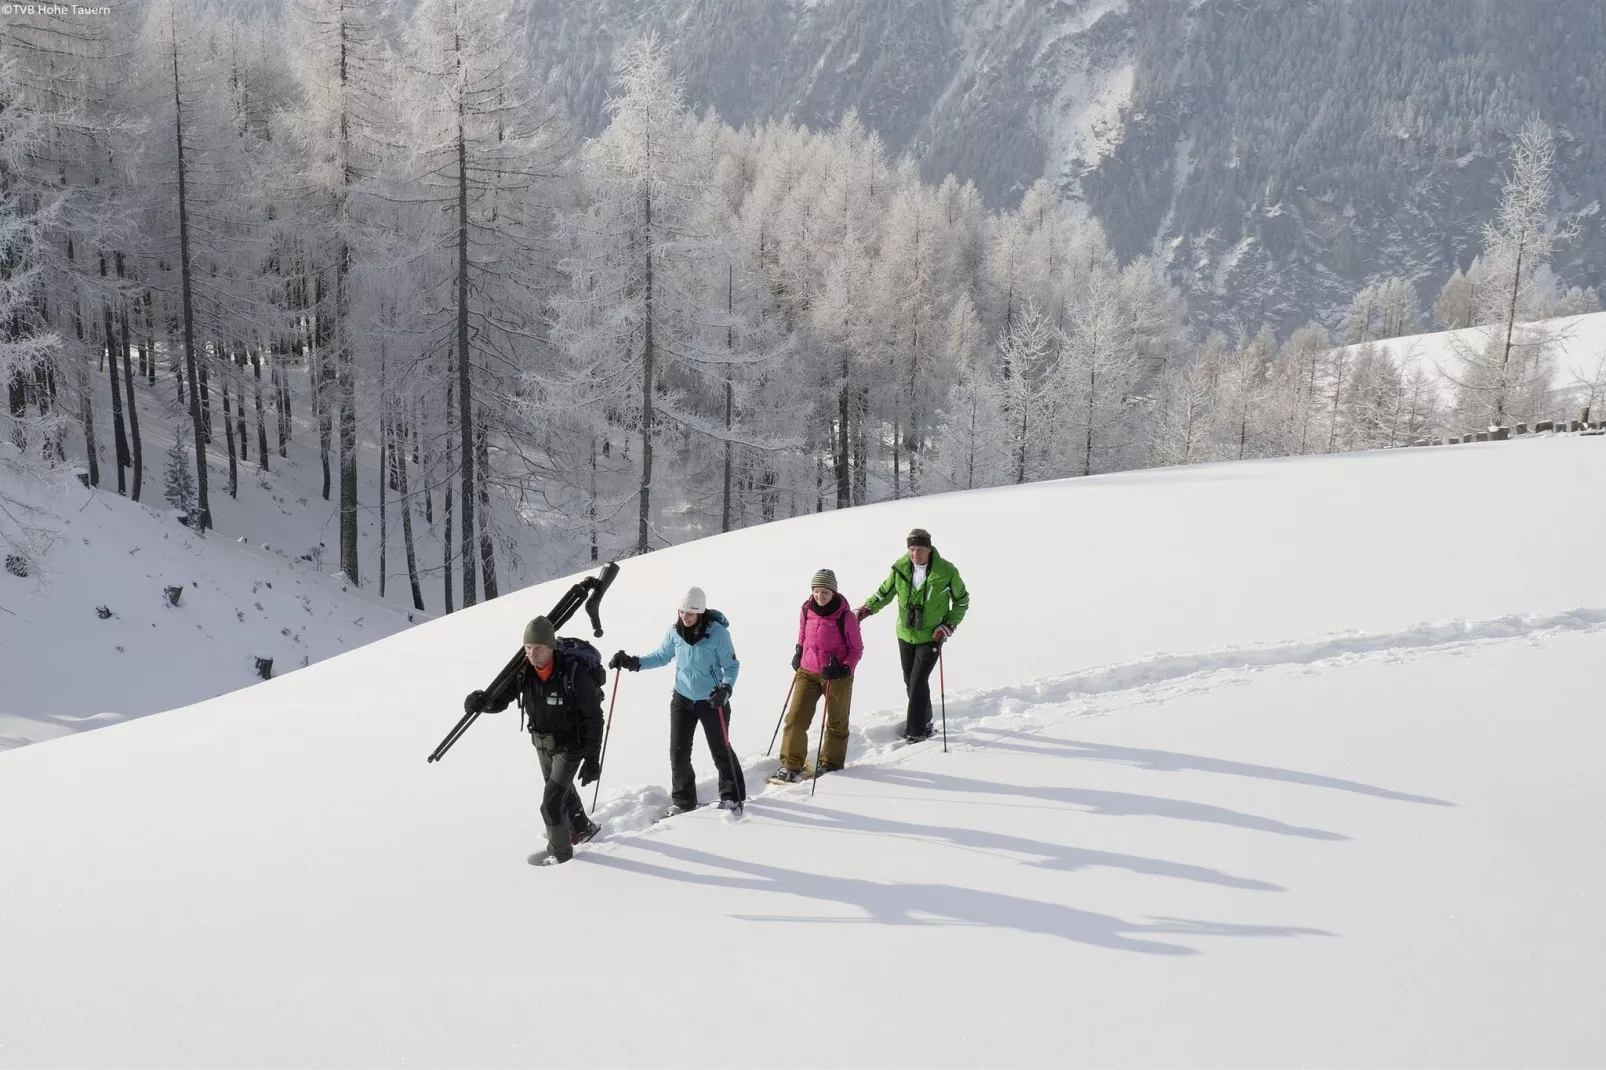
520, 0, 1606, 334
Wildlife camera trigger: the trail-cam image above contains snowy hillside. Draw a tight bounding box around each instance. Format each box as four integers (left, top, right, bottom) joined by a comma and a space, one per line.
1363, 308, 1606, 413
0, 471, 420, 751
3, 435, 1605, 1065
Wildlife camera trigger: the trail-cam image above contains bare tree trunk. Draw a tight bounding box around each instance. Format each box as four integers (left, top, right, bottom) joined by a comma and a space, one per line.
1327, 351, 1348, 453
218, 344, 238, 498
314, 271, 332, 501
1085, 359, 1097, 475
455, 119, 476, 606
118, 300, 142, 502
589, 436, 599, 563
274, 347, 290, 458
103, 303, 128, 494
442, 381, 455, 613
142, 290, 156, 385
1495, 242, 1526, 425
835, 356, 850, 510
395, 411, 424, 611
378, 414, 388, 599
235, 355, 247, 464
722, 265, 734, 533
337, 248, 358, 586
637, 182, 655, 555
475, 412, 496, 599
252, 350, 268, 469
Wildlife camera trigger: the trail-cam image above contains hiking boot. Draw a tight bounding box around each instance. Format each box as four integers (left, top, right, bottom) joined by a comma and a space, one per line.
668, 801, 700, 815
767, 767, 803, 784
903, 728, 935, 745
816, 761, 844, 774
570, 819, 601, 846
717, 798, 744, 815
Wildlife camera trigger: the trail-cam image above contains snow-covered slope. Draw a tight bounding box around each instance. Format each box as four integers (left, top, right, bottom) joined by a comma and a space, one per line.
1362, 308, 1606, 412
3, 436, 1605, 1065
0, 474, 419, 751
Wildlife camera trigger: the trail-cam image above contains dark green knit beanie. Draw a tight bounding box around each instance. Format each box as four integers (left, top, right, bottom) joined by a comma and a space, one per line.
523, 616, 557, 647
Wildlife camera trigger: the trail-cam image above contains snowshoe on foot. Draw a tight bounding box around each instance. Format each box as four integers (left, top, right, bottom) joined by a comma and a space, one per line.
571, 819, 601, 846
767, 767, 804, 785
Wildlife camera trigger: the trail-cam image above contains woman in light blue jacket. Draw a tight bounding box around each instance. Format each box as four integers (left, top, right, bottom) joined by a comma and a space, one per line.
611, 586, 746, 813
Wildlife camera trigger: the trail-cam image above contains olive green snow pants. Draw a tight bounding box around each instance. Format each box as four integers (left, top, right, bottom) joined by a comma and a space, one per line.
779, 669, 853, 772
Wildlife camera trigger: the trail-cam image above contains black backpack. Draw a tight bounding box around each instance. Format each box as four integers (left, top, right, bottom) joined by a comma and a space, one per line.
556, 636, 606, 690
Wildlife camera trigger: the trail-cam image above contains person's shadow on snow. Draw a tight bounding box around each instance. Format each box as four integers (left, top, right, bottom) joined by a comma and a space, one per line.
971, 730, 1453, 807
755, 796, 1285, 891
587, 839, 1332, 955
846, 765, 1350, 840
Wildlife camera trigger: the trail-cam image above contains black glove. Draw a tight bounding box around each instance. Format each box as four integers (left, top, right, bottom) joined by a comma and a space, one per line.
609, 651, 639, 672
463, 689, 486, 715
791, 644, 803, 672
822, 656, 850, 681
578, 756, 601, 786
709, 684, 731, 709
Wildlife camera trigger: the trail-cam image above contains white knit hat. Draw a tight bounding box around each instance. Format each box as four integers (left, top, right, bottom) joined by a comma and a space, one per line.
677, 586, 707, 613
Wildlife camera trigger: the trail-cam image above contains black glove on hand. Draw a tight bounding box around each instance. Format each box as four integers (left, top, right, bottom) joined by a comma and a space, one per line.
822, 656, 850, 681
709, 684, 732, 710
578, 756, 601, 786
609, 651, 639, 672
463, 689, 486, 715
791, 644, 803, 672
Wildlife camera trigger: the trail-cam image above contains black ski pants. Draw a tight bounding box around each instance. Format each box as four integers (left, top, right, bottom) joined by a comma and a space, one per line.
668, 692, 747, 809
534, 736, 589, 861
898, 639, 941, 739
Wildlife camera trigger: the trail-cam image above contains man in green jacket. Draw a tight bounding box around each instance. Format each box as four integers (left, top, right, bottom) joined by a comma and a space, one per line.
855, 528, 971, 743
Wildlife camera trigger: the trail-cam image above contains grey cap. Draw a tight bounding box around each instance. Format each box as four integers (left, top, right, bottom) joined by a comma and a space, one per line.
523, 616, 557, 648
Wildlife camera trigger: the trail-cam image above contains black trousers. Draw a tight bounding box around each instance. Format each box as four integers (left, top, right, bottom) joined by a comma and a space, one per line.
898, 639, 941, 738
668, 692, 747, 808
534, 738, 588, 861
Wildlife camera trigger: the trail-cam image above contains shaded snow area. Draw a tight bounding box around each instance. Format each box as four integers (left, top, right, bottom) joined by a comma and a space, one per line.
0, 476, 418, 751
3, 438, 1606, 1066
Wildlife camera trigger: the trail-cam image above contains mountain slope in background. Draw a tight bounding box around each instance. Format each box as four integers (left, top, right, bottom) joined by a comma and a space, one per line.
3, 435, 1604, 1065
522, 0, 1606, 332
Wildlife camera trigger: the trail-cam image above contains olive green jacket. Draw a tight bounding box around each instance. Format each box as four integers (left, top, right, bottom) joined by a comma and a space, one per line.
864, 549, 970, 644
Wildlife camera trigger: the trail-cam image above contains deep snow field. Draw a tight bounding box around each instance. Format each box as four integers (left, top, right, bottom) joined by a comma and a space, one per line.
3, 433, 1604, 1067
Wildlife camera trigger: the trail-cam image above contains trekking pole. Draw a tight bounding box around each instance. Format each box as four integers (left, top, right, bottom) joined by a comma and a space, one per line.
766, 675, 797, 757
938, 644, 947, 753
592, 669, 621, 809
811, 680, 831, 797
714, 704, 745, 805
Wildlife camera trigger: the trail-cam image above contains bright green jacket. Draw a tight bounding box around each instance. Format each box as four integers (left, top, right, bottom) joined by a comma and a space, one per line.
864, 549, 971, 644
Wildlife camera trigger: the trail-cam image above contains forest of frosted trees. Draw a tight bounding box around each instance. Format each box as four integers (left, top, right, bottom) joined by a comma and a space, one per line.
2, 1, 1600, 611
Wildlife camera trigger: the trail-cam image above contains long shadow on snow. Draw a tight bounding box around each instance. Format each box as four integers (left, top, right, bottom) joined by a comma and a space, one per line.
845, 765, 1349, 840
587, 839, 1331, 955
974, 729, 1453, 807
753, 796, 1283, 891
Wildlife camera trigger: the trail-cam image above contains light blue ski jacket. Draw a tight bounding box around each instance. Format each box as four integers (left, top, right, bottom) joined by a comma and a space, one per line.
637, 609, 741, 703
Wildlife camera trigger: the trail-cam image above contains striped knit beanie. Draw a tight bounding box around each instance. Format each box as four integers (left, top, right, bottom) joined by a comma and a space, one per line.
809, 568, 838, 592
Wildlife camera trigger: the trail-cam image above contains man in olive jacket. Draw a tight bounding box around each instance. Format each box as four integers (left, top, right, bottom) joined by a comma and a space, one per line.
855, 528, 971, 742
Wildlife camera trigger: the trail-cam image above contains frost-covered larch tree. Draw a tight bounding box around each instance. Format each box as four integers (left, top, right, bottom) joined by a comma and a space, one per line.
398, 0, 569, 604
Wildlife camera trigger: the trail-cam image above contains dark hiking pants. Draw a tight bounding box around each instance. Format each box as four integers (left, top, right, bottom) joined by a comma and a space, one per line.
668, 692, 747, 809
898, 639, 941, 739
534, 736, 588, 861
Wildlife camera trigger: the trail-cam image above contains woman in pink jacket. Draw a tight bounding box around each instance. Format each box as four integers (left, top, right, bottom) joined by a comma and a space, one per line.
770, 568, 864, 782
